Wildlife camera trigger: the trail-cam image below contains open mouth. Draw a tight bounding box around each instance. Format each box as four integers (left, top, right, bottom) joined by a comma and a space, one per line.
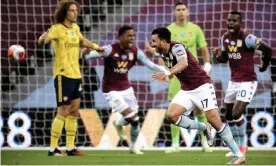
228, 27, 234, 32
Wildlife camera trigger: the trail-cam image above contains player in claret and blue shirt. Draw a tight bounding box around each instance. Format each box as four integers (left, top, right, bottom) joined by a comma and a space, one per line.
151, 27, 245, 165
85, 25, 167, 154
213, 11, 272, 158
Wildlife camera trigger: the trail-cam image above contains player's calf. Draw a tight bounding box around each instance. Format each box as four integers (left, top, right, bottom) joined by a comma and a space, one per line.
205, 109, 244, 159
122, 110, 143, 154
125, 113, 140, 146
166, 104, 214, 146
113, 114, 128, 140
166, 108, 206, 131
232, 101, 248, 154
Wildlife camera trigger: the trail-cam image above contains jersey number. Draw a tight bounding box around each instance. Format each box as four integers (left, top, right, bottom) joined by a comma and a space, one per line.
237, 90, 246, 97
201, 99, 208, 109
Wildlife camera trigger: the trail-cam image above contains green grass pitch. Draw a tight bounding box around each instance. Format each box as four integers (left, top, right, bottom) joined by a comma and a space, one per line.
1, 150, 276, 165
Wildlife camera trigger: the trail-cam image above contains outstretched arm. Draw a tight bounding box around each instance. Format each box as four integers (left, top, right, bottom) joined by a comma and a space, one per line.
81, 37, 104, 51
137, 49, 168, 72
84, 45, 112, 60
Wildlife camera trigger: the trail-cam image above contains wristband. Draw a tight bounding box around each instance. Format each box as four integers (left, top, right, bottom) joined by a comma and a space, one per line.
164, 70, 171, 76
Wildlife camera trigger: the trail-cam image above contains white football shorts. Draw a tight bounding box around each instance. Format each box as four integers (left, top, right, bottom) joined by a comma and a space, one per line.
171, 83, 218, 115
224, 81, 258, 103
103, 87, 138, 113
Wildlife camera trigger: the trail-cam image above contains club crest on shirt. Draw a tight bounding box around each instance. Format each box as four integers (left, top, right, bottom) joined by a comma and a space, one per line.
177, 50, 185, 56
63, 96, 68, 101
122, 55, 127, 60
230, 41, 236, 46
180, 33, 185, 38
129, 52, 134, 60
71, 31, 75, 36
237, 39, 242, 47
71, 37, 76, 42
256, 38, 260, 45
188, 32, 193, 38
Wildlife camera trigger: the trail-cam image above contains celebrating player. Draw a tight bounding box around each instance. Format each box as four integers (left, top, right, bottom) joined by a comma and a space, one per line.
155, 2, 212, 153
38, 0, 103, 156
213, 11, 272, 157
84, 25, 167, 154
151, 27, 245, 164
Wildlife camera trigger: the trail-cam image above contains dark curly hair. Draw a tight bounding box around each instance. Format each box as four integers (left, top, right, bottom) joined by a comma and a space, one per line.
54, 0, 80, 24
152, 27, 171, 43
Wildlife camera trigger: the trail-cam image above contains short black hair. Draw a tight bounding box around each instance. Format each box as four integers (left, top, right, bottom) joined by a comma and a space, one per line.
151, 27, 171, 43
229, 11, 242, 20
118, 25, 133, 37
174, 2, 188, 8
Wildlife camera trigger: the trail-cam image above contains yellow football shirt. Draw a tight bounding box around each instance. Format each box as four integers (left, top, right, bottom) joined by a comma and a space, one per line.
48, 23, 83, 79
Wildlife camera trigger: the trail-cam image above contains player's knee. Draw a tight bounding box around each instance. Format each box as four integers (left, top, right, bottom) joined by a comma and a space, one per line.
70, 100, 80, 113
130, 116, 139, 127
70, 106, 79, 116
232, 108, 243, 120
69, 110, 79, 117
165, 110, 179, 124
124, 111, 138, 124
232, 110, 243, 120
57, 106, 71, 117
205, 109, 222, 122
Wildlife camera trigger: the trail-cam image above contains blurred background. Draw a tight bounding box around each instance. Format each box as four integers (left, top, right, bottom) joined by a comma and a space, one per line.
1, 0, 275, 149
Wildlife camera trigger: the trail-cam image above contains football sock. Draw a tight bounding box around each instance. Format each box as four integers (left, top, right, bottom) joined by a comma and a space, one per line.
228, 121, 239, 145
65, 116, 77, 149
218, 124, 243, 157
235, 115, 247, 147
116, 115, 128, 127
175, 115, 207, 131
50, 115, 65, 148
130, 120, 140, 145
170, 124, 180, 147
197, 114, 208, 143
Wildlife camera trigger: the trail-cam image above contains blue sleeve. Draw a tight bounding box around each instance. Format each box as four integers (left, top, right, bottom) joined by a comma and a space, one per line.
103, 44, 112, 56
137, 49, 167, 72
245, 34, 261, 49
220, 35, 225, 51
171, 44, 187, 61
85, 45, 112, 60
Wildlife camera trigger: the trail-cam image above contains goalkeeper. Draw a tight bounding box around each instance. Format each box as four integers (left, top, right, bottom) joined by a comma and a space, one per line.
38, 0, 103, 156
146, 2, 212, 153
